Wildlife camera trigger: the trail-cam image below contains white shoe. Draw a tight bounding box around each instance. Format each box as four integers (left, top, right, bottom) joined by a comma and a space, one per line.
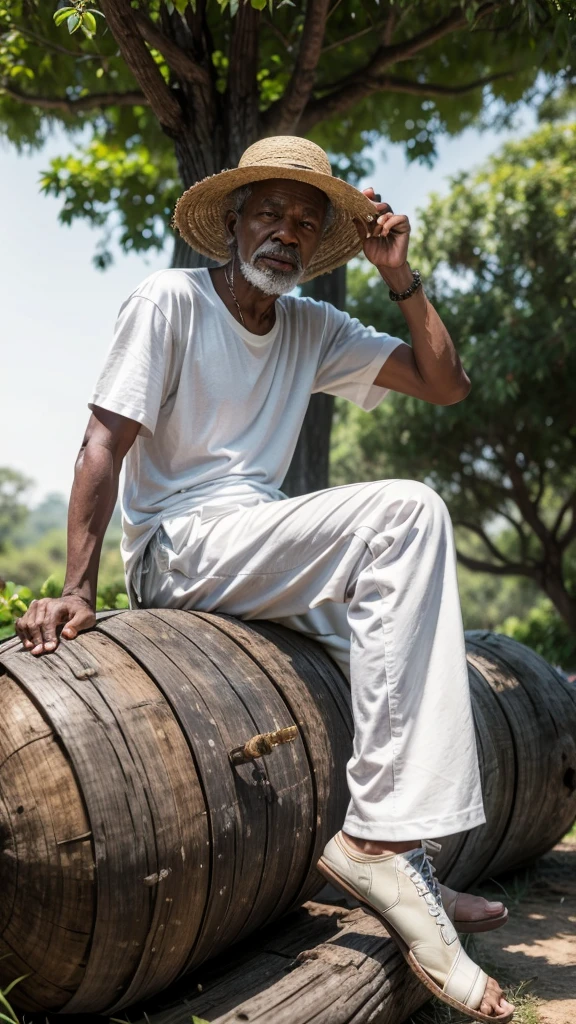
317, 832, 514, 1023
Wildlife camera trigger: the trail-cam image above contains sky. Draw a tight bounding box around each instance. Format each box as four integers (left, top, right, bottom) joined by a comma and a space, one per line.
1, 109, 536, 505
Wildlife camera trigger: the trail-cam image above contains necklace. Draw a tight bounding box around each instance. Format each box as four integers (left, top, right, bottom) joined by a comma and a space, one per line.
224, 258, 246, 328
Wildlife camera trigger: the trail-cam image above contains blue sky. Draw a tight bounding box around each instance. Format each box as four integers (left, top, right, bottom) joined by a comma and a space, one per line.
1, 111, 536, 504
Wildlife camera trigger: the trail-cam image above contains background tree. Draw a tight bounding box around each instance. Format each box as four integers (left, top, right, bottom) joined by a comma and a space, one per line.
331, 120, 576, 630
0, 468, 31, 555
1, 0, 574, 492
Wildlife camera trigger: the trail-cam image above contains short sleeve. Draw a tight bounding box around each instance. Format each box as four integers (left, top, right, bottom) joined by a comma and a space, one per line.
312, 304, 407, 411
89, 295, 174, 437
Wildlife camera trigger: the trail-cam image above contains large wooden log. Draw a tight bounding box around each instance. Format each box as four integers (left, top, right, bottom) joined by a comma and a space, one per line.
0, 618, 574, 1019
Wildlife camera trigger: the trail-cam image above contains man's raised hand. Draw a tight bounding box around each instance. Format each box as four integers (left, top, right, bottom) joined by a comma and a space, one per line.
15, 595, 96, 656
354, 187, 411, 270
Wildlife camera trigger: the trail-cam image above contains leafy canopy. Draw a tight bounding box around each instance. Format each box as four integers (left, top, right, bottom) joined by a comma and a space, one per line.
1, 0, 574, 265
331, 120, 576, 623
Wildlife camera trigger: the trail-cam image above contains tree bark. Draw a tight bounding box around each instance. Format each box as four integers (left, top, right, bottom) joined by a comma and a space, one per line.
171, 233, 220, 269
282, 265, 347, 497
540, 571, 576, 632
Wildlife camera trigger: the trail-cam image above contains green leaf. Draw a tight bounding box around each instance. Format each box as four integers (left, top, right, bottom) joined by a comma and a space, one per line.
230, 0, 239, 14
9, 66, 35, 79
2, 974, 29, 997
83, 11, 97, 34
53, 7, 77, 26
250, 0, 267, 10
68, 13, 81, 34
0, 1013, 18, 1024
191, 1017, 211, 1024
0, 990, 18, 1024
114, 593, 129, 609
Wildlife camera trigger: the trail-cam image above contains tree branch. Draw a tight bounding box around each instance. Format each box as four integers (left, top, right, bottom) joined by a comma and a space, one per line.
5, 23, 107, 60
295, 1, 499, 132
268, 0, 332, 135
552, 492, 576, 542
558, 503, 576, 551
363, 2, 497, 77
383, 7, 397, 47
320, 22, 390, 56
503, 454, 551, 548
132, 10, 211, 88
98, 0, 183, 135
0, 83, 148, 112
299, 70, 514, 132
454, 520, 520, 568
497, 508, 531, 564
456, 550, 533, 577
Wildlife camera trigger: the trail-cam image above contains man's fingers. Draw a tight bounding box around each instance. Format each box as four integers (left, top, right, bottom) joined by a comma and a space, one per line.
62, 606, 96, 642
379, 213, 410, 235
15, 618, 34, 648
18, 598, 89, 656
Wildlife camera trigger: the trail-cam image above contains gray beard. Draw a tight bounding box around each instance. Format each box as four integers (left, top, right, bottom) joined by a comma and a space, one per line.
238, 255, 303, 296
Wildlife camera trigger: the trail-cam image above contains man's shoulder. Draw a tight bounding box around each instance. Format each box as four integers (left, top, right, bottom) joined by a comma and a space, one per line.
281, 292, 350, 337
130, 267, 207, 305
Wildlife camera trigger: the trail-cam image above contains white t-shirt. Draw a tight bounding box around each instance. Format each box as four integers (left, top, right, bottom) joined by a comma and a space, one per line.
89, 268, 406, 599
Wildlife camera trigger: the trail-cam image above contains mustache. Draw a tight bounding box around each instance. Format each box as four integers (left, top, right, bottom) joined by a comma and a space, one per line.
251, 242, 302, 272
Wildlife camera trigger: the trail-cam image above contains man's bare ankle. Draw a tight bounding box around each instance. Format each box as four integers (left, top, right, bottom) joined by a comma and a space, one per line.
341, 831, 420, 856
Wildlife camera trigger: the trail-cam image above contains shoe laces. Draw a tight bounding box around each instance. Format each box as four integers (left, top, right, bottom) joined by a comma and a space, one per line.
404, 840, 443, 909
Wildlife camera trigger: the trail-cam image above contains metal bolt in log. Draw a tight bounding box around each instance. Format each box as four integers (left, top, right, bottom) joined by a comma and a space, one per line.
229, 725, 298, 765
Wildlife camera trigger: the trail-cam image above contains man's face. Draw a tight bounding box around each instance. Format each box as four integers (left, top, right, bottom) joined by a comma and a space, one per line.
225, 178, 329, 295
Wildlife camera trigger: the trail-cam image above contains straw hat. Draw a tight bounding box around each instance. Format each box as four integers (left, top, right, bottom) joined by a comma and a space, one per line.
173, 136, 376, 281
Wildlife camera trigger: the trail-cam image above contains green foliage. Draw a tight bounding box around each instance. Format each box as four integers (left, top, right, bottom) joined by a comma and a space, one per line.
0, 574, 129, 640
0, 467, 31, 553
0, 581, 33, 640
0, 477, 128, 638
1, 1, 574, 263
456, 531, 540, 631
498, 598, 576, 669
332, 120, 576, 625
40, 136, 180, 268
53, 3, 104, 40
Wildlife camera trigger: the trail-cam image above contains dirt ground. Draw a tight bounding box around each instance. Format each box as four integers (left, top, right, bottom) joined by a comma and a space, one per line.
471, 835, 576, 1024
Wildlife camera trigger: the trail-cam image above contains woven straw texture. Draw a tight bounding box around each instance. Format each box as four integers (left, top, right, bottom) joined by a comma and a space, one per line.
173, 137, 376, 281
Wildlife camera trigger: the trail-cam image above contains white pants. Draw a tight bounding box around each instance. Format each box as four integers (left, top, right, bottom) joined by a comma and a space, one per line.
138, 480, 485, 841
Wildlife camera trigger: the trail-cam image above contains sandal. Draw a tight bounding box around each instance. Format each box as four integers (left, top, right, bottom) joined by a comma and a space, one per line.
317, 832, 514, 1024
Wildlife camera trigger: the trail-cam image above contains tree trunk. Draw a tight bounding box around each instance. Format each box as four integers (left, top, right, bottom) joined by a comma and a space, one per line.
171, 233, 220, 269
282, 265, 347, 497
542, 573, 576, 632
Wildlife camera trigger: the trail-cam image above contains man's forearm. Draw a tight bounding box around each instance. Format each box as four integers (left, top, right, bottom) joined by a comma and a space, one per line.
62, 440, 120, 608
379, 263, 470, 402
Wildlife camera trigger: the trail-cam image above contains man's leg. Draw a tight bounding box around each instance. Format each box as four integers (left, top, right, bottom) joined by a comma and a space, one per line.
140, 479, 512, 1018
142, 478, 483, 833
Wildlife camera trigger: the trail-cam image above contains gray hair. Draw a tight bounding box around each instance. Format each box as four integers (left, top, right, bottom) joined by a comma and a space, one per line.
229, 184, 334, 235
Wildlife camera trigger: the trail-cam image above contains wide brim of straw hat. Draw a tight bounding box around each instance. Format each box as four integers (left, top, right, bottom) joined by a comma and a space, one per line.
173, 165, 376, 282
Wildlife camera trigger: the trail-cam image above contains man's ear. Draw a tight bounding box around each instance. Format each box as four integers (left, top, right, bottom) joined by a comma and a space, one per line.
224, 209, 238, 245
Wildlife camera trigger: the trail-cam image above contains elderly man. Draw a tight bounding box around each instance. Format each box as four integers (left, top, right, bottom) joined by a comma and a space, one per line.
16, 137, 514, 1022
